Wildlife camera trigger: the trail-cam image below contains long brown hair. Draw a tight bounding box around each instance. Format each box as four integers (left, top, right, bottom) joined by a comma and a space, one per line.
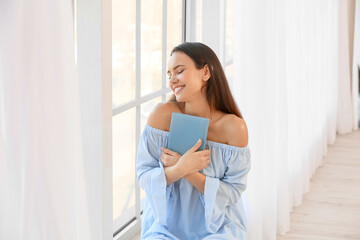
169, 42, 243, 119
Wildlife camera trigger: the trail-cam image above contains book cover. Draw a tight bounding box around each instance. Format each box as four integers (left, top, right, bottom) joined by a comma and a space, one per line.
167, 112, 209, 155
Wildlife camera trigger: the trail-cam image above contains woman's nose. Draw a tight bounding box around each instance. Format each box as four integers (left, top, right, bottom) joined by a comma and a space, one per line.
169, 75, 178, 84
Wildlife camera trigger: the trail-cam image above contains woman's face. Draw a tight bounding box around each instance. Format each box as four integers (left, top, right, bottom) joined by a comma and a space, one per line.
167, 51, 209, 102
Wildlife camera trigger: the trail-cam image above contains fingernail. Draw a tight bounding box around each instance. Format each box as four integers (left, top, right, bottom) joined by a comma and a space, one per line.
198, 139, 201, 143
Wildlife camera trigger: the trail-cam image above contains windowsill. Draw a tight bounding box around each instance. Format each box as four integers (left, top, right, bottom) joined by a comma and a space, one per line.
113, 219, 141, 240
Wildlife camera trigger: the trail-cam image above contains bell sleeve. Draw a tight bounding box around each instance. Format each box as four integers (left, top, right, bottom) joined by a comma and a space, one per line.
136, 125, 174, 225
201, 147, 251, 233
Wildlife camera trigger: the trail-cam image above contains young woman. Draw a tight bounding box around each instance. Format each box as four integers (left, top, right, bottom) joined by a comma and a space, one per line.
136, 42, 251, 239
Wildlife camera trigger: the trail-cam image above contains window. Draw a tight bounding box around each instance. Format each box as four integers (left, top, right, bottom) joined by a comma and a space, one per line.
112, 0, 183, 238
112, 0, 234, 238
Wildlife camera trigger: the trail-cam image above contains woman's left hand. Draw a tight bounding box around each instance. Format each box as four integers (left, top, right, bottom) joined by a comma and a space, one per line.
160, 147, 181, 167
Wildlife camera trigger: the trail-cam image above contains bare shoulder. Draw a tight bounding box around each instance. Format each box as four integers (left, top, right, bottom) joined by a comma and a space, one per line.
147, 101, 180, 131
223, 114, 249, 148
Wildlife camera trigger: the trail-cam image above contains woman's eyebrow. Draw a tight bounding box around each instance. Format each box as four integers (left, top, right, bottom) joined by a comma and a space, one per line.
167, 65, 185, 74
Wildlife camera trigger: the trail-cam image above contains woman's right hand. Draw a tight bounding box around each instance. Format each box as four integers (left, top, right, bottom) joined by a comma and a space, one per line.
176, 139, 211, 175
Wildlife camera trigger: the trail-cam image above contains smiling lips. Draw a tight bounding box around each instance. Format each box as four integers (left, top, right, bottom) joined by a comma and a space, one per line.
174, 85, 185, 94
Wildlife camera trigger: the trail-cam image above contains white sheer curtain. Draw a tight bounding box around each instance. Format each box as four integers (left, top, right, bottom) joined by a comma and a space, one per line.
232, 0, 351, 239
0, 1, 90, 239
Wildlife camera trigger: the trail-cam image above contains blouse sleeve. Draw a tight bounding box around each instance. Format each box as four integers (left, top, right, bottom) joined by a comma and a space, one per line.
201, 147, 251, 233
136, 125, 174, 225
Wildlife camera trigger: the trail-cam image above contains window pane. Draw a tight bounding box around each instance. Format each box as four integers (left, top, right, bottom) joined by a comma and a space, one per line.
112, 0, 136, 107
225, 64, 233, 87
141, 0, 163, 96
167, 0, 183, 55
225, 0, 234, 63
113, 108, 136, 224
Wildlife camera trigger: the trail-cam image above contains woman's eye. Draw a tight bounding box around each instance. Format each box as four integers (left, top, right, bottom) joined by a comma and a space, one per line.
167, 70, 183, 80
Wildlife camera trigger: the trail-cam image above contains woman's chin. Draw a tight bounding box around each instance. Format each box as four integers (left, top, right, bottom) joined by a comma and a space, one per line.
174, 94, 184, 102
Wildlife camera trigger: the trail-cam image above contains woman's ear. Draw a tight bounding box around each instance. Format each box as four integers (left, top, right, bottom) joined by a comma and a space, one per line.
202, 64, 211, 81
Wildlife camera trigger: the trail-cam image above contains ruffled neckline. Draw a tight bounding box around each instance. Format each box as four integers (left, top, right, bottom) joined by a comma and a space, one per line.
145, 124, 249, 152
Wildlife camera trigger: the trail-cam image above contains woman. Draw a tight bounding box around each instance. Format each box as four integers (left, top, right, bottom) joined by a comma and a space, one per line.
136, 42, 251, 239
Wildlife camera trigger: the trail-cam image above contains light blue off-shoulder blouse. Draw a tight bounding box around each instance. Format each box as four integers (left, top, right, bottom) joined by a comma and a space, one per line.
136, 124, 251, 240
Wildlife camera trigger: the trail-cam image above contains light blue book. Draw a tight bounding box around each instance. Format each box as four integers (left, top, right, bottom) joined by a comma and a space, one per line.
167, 112, 209, 155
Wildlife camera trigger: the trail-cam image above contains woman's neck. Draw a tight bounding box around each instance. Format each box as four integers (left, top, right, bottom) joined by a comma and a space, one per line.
180, 95, 218, 123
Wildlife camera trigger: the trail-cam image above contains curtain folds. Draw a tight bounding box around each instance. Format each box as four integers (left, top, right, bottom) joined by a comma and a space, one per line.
0, 0, 357, 239
0, 1, 90, 239
233, 0, 353, 239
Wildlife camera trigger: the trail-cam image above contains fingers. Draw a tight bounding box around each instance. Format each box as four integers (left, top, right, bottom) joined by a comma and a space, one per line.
197, 155, 210, 170
160, 149, 182, 168
160, 152, 169, 166
194, 149, 210, 157
188, 139, 202, 153
160, 152, 164, 162
202, 155, 210, 162
201, 149, 211, 155
161, 147, 176, 156
161, 147, 171, 155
